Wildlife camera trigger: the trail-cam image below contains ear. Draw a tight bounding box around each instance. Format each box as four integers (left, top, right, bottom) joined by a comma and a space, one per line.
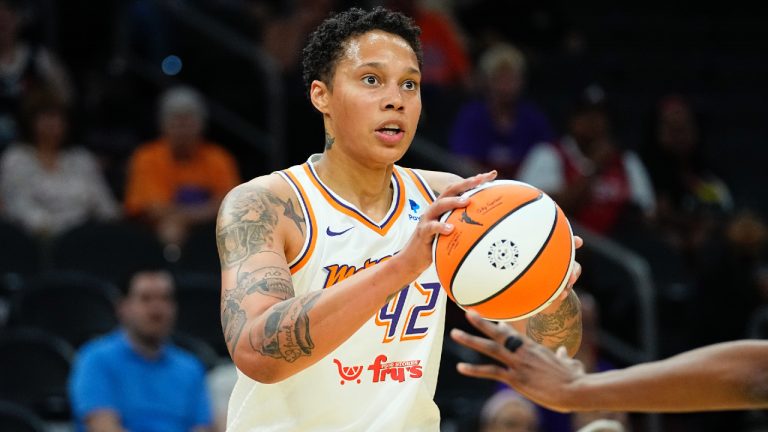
310, 80, 331, 114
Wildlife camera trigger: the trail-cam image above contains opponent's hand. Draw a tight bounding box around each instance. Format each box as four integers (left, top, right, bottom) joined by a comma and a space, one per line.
395, 171, 497, 279
450, 310, 586, 413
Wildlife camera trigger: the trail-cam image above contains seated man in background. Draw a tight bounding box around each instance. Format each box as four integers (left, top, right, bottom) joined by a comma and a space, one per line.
124, 86, 240, 246
69, 269, 213, 432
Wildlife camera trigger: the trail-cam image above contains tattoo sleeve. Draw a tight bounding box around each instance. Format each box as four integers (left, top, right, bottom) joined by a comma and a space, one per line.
266, 195, 305, 234
526, 290, 582, 354
239, 266, 295, 301
216, 186, 305, 269
221, 277, 249, 356
221, 265, 296, 356
249, 291, 323, 362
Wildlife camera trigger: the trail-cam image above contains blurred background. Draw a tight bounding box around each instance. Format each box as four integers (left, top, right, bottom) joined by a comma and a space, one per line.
0, 0, 767, 431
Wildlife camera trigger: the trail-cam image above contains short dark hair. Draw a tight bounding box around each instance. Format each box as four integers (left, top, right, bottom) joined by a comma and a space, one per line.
124, 268, 175, 298
301, 6, 422, 95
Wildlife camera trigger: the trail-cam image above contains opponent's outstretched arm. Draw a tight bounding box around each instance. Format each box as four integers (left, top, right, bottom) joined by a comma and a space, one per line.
451, 313, 768, 412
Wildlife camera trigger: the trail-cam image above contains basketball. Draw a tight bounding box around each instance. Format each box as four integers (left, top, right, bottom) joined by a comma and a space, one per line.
432, 180, 574, 321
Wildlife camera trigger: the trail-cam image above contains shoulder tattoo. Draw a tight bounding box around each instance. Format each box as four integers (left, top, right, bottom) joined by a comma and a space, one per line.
216, 186, 305, 269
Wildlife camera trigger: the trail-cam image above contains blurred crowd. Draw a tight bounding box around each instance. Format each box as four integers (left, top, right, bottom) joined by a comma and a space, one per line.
1, 0, 767, 431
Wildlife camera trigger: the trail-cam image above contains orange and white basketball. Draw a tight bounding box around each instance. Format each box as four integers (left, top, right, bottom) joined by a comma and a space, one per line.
432, 180, 574, 321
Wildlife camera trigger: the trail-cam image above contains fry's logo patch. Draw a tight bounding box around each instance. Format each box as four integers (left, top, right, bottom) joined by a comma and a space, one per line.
333, 355, 423, 385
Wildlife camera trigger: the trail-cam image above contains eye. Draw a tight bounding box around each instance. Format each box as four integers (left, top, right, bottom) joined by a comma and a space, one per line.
362, 75, 379, 86
402, 80, 418, 91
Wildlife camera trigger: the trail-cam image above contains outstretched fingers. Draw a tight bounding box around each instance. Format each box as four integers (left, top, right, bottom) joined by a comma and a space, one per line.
455, 362, 514, 383
450, 311, 526, 366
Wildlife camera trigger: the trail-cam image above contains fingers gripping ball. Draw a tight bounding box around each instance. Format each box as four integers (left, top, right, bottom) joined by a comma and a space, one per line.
432, 180, 574, 321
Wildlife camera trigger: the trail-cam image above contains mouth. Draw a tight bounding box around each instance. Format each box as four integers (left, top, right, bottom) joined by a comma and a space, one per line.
376, 125, 403, 135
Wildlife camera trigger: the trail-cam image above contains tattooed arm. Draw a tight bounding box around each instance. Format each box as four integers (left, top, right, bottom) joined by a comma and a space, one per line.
512, 290, 582, 357
217, 173, 494, 383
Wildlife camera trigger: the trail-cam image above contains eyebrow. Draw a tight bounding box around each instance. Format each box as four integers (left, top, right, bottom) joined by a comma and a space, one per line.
358, 62, 421, 76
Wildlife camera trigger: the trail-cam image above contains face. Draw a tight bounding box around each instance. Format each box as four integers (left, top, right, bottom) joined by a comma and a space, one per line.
162, 111, 204, 152
484, 399, 539, 432
487, 64, 524, 106
311, 30, 422, 167
658, 101, 697, 155
570, 109, 608, 145
0, 3, 20, 44
33, 110, 66, 147
121, 272, 177, 345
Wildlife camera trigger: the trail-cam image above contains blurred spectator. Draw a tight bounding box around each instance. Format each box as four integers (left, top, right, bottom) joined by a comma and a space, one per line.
518, 87, 655, 236
385, 0, 472, 146
124, 85, 240, 246
385, 0, 471, 90
449, 43, 555, 178
0, 87, 119, 237
207, 361, 237, 432
576, 419, 625, 432
69, 269, 213, 432
479, 389, 539, 432
454, 1, 567, 53
641, 95, 733, 255
261, 0, 335, 75
694, 210, 767, 346
0, 0, 72, 148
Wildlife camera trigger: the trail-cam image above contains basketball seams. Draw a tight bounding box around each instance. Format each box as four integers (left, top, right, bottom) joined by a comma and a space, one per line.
502, 214, 575, 321
460, 197, 556, 309
472, 207, 574, 321
443, 192, 544, 302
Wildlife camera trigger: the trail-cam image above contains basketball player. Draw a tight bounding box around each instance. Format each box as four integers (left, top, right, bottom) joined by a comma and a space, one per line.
451, 311, 768, 412
215, 7, 583, 431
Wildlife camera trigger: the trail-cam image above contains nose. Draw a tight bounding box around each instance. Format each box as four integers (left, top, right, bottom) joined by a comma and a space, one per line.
381, 83, 404, 112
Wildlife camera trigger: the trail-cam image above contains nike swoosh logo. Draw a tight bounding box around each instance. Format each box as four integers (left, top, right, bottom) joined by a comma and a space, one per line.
326, 226, 354, 237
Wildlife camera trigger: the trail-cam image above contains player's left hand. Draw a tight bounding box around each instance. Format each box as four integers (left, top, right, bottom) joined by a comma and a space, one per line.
558, 235, 583, 300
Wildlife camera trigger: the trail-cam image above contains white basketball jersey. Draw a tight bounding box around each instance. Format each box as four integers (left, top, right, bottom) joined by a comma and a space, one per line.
226, 156, 446, 432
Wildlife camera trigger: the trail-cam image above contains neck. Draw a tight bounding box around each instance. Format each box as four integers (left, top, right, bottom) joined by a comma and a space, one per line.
313, 151, 394, 219
34, 142, 60, 170
126, 330, 164, 359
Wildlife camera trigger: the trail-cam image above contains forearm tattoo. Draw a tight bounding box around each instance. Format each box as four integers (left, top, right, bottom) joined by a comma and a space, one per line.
221, 278, 249, 356
221, 265, 296, 356
526, 290, 582, 353
249, 291, 323, 362
239, 266, 295, 301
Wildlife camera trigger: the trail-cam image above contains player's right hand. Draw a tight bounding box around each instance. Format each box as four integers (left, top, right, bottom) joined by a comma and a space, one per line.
394, 170, 497, 280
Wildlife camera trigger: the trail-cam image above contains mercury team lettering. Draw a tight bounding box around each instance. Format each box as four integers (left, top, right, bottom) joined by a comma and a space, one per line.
323, 256, 441, 343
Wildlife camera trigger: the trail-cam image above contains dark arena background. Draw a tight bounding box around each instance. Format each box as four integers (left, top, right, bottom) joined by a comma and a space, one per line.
0, 1, 766, 431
